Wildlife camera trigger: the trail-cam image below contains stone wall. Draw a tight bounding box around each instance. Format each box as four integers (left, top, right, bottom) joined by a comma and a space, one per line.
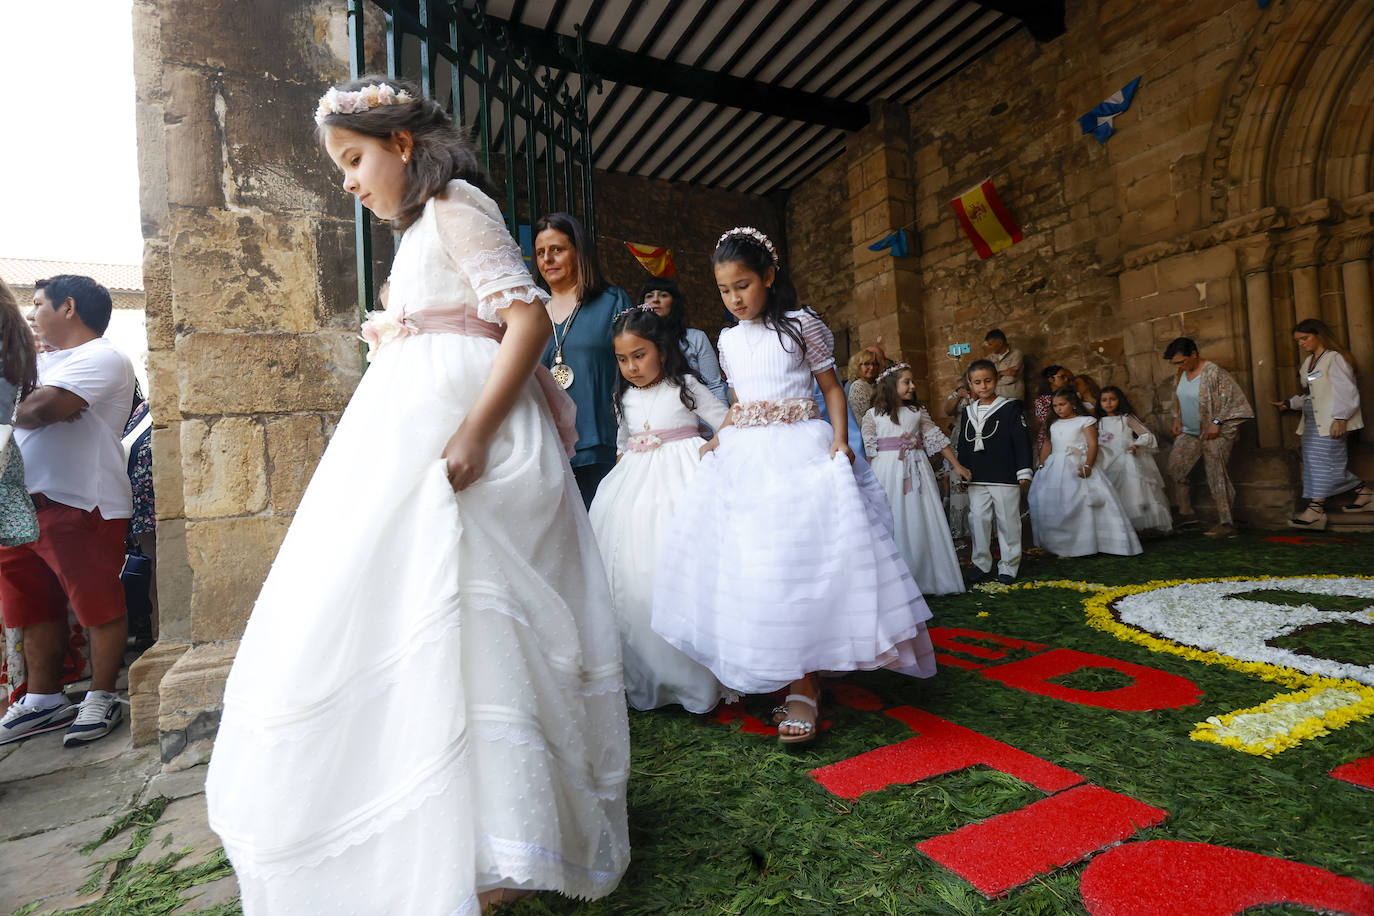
128, 0, 361, 765
785, 0, 1374, 524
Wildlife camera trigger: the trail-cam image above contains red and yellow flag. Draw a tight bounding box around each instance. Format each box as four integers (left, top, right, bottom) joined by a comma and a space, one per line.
950, 179, 1022, 259
625, 242, 676, 278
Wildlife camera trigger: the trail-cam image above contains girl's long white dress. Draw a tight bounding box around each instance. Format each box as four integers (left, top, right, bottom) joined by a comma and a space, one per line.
1028, 415, 1143, 558
862, 406, 965, 596
588, 376, 731, 713
652, 311, 938, 694
205, 180, 630, 915
1096, 415, 1171, 533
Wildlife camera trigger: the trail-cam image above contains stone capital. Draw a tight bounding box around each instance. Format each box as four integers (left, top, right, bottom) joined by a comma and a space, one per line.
1332, 213, 1374, 263
1232, 233, 1278, 275
1280, 227, 1326, 269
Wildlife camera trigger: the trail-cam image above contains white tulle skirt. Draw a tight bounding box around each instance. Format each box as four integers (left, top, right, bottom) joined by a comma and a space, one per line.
589, 439, 733, 713
1029, 449, 1143, 558
870, 451, 966, 596
652, 418, 937, 694
205, 332, 630, 915
1102, 450, 1172, 533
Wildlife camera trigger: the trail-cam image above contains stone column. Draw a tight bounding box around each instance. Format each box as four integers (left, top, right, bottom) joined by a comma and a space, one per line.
1236, 235, 1280, 447
847, 101, 928, 397
1339, 230, 1374, 422
128, 0, 363, 769
1287, 229, 1325, 323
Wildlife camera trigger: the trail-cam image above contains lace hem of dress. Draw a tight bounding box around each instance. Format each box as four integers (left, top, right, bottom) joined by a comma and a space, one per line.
472, 719, 630, 802
477, 833, 629, 900
221, 587, 624, 744
217, 730, 472, 880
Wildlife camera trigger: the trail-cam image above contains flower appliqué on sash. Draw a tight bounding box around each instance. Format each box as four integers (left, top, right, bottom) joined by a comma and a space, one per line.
626, 433, 664, 452
360, 311, 418, 362
729, 398, 821, 428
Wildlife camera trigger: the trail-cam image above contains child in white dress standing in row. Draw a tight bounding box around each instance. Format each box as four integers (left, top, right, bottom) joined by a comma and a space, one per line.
1028, 387, 1142, 558
653, 228, 937, 746
589, 308, 732, 714
1095, 386, 1171, 534
862, 363, 970, 595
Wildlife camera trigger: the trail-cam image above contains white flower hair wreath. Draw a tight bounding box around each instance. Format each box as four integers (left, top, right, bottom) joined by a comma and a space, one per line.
717, 226, 779, 267
875, 362, 910, 384
315, 83, 417, 126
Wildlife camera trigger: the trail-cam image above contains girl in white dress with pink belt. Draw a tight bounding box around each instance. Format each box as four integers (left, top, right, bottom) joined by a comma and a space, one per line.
1028, 387, 1142, 558
862, 363, 971, 595
653, 228, 937, 746
589, 308, 731, 714
206, 77, 629, 916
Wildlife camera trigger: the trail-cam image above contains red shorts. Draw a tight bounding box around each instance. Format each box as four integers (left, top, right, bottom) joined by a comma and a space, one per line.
0, 495, 129, 629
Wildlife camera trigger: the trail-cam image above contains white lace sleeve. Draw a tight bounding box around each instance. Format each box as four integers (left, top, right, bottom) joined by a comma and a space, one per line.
796, 310, 836, 374
432, 184, 549, 324
861, 411, 879, 459
1126, 414, 1157, 449
918, 410, 951, 456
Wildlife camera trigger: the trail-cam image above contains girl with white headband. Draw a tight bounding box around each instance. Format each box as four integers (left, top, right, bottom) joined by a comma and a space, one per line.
652, 228, 938, 747
205, 76, 629, 915
861, 362, 971, 595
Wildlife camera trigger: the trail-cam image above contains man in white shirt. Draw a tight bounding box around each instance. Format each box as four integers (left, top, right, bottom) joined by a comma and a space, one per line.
0, 275, 136, 747
983, 329, 1025, 402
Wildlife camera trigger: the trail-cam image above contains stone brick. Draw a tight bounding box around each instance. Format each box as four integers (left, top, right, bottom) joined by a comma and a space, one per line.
142, 242, 174, 350
157, 642, 240, 768
266, 414, 328, 513
181, 417, 269, 518
127, 640, 190, 747
153, 425, 184, 520
161, 67, 224, 209
159, 0, 349, 87
146, 349, 181, 427
168, 208, 321, 333
175, 331, 362, 415
154, 517, 194, 644
186, 518, 292, 642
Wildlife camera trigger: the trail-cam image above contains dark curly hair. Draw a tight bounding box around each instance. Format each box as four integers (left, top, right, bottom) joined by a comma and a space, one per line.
315, 75, 495, 231
1094, 385, 1139, 419
610, 308, 702, 422
712, 231, 810, 359
1048, 385, 1088, 429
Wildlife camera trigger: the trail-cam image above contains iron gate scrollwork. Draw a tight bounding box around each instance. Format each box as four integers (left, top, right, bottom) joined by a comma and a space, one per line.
347, 0, 600, 316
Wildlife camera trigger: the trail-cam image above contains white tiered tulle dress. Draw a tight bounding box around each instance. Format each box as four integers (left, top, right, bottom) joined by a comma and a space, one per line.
588, 376, 732, 713
1097, 415, 1172, 534
1028, 415, 1143, 558
205, 180, 630, 916
862, 406, 966, 596
652, 311, 938, 694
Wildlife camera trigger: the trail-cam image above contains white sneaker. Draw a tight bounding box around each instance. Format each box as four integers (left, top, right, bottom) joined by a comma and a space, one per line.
62, 691, 127, 747
0, 697, 78, 745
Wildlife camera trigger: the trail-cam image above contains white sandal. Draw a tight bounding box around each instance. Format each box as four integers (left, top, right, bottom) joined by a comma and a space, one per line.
777, 693, 819, 746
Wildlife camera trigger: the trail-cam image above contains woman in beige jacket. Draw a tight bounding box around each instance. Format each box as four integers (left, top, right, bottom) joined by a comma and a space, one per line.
1272, 318, 1370, 529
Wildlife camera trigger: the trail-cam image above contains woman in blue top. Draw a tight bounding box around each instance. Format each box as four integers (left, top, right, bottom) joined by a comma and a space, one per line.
535, 213, 632, 506
638, 277, 729, 407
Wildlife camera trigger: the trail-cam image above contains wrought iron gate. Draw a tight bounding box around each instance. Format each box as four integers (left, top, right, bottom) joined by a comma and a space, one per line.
347, 0, 599, 314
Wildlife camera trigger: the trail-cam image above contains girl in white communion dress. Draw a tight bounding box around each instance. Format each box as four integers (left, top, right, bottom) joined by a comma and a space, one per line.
1095, 386, 1172, 534
1028, 387, 1143, 559
205, 76, 629, 916
589, 308, 733, 714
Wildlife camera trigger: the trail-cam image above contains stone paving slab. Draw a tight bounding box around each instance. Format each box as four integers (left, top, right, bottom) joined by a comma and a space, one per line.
0, 746, 160, 842
138, 762, 210, 805
0, 719, 135, 784
173, 873, 241, 913
0, 813, 117, 915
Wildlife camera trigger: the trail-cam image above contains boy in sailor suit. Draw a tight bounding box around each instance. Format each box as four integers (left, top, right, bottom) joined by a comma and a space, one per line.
956, 360, 1034, 583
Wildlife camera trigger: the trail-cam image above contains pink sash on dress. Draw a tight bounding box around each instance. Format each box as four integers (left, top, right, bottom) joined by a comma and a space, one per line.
398, 308, 580, 459
875, 434, 921, 494
624, 424, 701, 453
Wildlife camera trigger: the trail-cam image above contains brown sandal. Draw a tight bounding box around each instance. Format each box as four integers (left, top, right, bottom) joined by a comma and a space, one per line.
1289, 501, 1328, 531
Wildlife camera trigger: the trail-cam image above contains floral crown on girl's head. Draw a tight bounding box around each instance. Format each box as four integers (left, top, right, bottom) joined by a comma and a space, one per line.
717, 227, 779, 267
875, 362, 910, 385
315, 83, 416, 126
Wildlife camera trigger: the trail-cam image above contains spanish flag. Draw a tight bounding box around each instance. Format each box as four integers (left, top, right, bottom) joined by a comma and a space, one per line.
950, 179, 1022, 259
625, 242, 676, 278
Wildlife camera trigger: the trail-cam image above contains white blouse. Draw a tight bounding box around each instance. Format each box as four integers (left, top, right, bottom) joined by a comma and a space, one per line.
718, 310, 835, 402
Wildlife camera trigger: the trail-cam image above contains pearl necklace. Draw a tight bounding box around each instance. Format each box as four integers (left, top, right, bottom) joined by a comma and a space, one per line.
637, 376, 671, 430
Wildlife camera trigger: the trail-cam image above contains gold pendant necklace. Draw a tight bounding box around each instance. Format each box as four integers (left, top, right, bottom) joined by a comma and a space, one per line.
549, 300, 581, 390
